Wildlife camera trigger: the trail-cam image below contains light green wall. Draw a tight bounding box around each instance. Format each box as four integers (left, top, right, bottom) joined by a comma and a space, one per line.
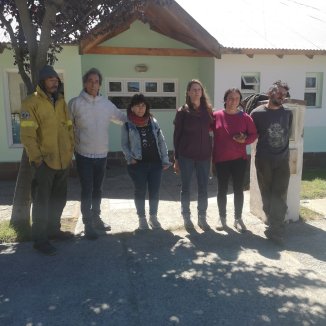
0, 46, 82, 163
198, 57, 215, 106
103, 20, 193, 49
81, 20, 215, 151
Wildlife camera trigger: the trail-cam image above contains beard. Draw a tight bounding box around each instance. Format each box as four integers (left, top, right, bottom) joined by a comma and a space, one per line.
270, 97, 283, 106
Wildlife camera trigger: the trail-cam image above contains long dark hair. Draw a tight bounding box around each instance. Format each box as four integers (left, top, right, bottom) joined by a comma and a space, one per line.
127, 93, 151, 118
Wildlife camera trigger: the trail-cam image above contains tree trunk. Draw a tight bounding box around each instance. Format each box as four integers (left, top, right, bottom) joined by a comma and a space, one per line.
10, 149, 32, 240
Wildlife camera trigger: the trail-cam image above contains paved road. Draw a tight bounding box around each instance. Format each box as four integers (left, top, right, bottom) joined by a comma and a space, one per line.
1, 166, 326, 326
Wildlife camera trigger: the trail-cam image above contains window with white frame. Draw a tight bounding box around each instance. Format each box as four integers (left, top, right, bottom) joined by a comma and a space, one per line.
241, 73, 260, 99
4, 70, 27, 147
304, 73, 323, 108
4, 70, 64, 147
106, 78, 178, 110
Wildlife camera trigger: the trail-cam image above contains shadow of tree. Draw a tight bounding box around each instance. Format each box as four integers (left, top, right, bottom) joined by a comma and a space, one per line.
0, 229, 325, 326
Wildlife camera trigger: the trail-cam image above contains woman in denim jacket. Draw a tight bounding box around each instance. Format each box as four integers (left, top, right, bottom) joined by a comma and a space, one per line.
121, 94, 171, 230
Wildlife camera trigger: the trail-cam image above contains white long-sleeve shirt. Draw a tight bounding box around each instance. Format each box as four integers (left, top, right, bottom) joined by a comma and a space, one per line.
69, 91, 127, 158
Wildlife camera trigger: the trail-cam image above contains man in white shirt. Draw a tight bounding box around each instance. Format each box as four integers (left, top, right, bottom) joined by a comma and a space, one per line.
69, 68, 127, 239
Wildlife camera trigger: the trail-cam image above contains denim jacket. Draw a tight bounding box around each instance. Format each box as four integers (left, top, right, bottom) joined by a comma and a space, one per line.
121, 117, 171, 166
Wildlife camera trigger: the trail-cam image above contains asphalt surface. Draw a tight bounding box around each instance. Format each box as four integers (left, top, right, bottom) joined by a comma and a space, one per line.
1, 165, 326, 326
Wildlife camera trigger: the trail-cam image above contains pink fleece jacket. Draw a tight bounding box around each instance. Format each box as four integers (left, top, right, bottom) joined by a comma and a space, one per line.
212, 109, 257, 163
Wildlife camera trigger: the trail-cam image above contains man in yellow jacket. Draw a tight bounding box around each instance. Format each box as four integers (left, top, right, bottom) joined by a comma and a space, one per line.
20, 65, 74, 255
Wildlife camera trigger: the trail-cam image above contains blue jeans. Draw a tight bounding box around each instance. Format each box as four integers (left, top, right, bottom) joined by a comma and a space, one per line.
75, 153, 107, 225
215, 158, 247, 220
127, 162, 162, 217
178, 155, 210, 217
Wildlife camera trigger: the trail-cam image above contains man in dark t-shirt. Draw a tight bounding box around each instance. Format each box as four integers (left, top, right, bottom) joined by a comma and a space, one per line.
251, 81, 293, 244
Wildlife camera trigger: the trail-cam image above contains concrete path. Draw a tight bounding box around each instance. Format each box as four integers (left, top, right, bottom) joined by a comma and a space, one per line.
1, 166, 326, 326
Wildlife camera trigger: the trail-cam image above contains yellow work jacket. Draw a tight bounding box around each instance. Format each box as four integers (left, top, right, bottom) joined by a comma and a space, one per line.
20, 86, 74, 170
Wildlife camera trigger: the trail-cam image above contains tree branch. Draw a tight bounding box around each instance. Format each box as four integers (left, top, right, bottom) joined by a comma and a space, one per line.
0, 10, 33, 92
15, 0, 38, 56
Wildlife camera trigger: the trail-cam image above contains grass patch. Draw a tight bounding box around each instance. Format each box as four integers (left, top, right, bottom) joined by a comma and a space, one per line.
0, 216, 77, 244
299, 206, 324, 221
0, 220, 19, 243
300, 168, 326, 221
301, 168, 326, 199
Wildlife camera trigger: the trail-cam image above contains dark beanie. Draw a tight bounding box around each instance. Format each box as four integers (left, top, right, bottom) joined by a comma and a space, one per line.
38, 65, 59, 82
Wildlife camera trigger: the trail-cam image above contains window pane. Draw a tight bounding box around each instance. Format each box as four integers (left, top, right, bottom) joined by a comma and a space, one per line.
305, 77, 316, 88
11, 113, 21, 144
241, 78, 255, 90
304, 92, 316, 106
163, 82, 175, 93
145, 82, 157, 92
7, 72, 27, 145
127, 82, 140, 92
109, 97, 131, 110
242, 75, 258, 85
109, 96, 176, 110
148, 97, 176, 109
109, 82, 122, 92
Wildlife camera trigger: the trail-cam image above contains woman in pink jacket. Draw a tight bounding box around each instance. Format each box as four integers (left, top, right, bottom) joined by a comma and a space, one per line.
212, 88, 257, 232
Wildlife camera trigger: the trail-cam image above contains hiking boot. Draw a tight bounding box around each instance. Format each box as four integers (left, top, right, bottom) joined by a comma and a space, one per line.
84, 225, 98, 240
216, 217, 227, 231
149, 215, 162, 229
92, 216, 111, 231
48, 230, 74, 241
264, 229, 284, 245
198, 216, 210, 231
33, 241, 57, 256
138, 216, 150, 230
234, 219, 247, 233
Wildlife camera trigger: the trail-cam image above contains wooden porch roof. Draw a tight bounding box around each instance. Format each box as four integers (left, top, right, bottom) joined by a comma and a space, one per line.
79, 1, 222, 58
80, 0, 326, 59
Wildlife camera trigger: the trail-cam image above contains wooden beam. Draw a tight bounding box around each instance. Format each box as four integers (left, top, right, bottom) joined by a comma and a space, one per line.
80, 25, 132, 54
83, 46, 213, 57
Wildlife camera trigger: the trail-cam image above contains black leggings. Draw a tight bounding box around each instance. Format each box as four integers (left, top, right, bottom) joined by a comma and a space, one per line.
215, 158, 247, 220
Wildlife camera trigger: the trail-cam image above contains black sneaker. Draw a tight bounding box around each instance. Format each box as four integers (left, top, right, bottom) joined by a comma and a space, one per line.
48, 230, 74, 241
264, 229, 284, 245
33, 241, 57, 256
92, 216, 111, 231
85, 225, 98, 240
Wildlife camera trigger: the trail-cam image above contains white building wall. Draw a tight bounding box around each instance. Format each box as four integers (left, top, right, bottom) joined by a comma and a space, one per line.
214, 54, 326, 128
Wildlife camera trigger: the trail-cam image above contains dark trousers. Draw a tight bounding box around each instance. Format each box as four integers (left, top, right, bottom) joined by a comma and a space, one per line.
31, 163, 69, 244
178, 155, 210, 217
255, 156, 290, 234
75, 153, 107, 225
215, 158, 247, 220
127, 162, 162, 217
